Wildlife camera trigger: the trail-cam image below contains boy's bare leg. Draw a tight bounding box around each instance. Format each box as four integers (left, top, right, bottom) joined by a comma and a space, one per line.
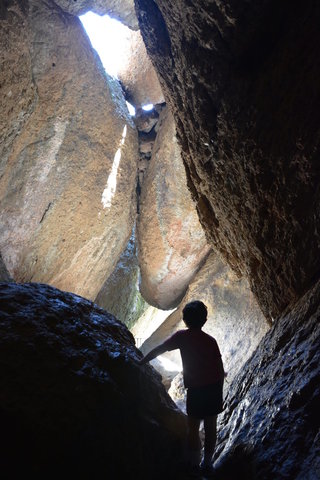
187, 415, 201, 466
203, 415, 217, 466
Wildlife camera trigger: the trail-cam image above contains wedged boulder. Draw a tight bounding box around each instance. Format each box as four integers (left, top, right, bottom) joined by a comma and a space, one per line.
0, 0, 138, 300
117, 29, 165, 107
54, 0, 139, 30
0, 282, 186, 479
94, 227, 148, 329
213, 278, 320, 480
134, 106, 161, 134
140, 253, 269, 407
137, 106, 210, 309
135, 0, 320, 320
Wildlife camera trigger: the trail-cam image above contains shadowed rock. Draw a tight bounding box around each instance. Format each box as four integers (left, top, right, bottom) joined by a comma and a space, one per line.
135, 0, 320, 320
0, 282, 186, 479
213, 279, 320, 480
95, 227, 148, 329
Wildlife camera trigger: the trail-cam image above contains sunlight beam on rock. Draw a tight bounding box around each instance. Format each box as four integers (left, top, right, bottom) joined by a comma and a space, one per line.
101, 125, 127, 209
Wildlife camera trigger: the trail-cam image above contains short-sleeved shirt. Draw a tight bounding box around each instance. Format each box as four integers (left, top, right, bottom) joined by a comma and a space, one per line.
162, 328, 223, 388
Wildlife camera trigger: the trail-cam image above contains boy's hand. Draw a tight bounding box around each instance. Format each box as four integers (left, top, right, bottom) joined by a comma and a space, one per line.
137, 357, 146, 366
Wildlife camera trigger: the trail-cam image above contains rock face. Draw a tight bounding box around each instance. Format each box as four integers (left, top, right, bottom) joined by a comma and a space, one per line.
137, 106, 210, 309
0, 282, 186, 479
213, 279, 320, 480
95, 227, 147, 329
54, 0, 139, 30
117, 29, 165, 107
0, 0, 138, 300
140, 253, 269, 409
135, 0, 320, 320
0, 253, 12, 282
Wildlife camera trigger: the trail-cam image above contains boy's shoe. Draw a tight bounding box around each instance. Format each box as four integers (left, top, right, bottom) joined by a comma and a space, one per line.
200, 462, 215, 478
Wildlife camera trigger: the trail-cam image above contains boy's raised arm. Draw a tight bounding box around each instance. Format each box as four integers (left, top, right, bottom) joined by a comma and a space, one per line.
138, 343, 168, 365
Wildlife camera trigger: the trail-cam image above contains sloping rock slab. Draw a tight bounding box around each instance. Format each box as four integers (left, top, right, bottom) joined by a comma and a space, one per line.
213, 279, 320, 480
0, 282, 186, 479
137, 106, 210, 309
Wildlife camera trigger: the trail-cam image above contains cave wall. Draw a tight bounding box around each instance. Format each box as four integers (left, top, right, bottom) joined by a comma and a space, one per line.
213, 278, 320, 480
135, 0, 320, 320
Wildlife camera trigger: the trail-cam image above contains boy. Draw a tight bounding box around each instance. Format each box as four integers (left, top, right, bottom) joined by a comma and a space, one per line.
138, 300, 224, 477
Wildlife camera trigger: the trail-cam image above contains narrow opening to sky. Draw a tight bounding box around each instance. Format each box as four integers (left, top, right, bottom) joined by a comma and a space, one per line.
80, 12, 130, 79
80, 12, 154, 116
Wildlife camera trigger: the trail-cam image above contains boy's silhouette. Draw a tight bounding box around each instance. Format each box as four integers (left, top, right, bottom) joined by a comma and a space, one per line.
138, 300, 225, 477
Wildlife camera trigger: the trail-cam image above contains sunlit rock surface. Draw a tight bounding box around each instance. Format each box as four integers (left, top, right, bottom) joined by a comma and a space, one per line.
117, 29, 165, 107
0, 0, 138, 300
213, 279, 320, 480
0, 282, 186, 479
54, 0, 139, 29
141, 253, 269, 408
137, 106, 210, 309
135, 0, 320, 320
131, 304, 174, 349
95, 227, 147, 329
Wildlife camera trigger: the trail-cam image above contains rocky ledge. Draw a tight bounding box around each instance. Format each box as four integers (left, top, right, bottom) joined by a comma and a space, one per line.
0, 282, 186, 479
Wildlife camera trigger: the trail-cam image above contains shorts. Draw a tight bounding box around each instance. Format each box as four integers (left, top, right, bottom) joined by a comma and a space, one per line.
186, 381, 223, 419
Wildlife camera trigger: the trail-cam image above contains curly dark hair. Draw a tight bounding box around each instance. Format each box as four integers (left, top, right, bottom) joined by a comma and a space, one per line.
182, 300, 208, 328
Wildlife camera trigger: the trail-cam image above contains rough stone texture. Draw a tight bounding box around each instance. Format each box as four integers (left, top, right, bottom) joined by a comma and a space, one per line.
0, 282, 186, 479
54, 0, 139, 30
212, 279, 320, 480
0, 253, 12, 281
117, 28, 165, 107
135, 0, 320, 320
94, 227, 148, 329
141, 253, 270, 410
134, 106, 160, 134
137, 106, 211, 309
0, 0, 138, 300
